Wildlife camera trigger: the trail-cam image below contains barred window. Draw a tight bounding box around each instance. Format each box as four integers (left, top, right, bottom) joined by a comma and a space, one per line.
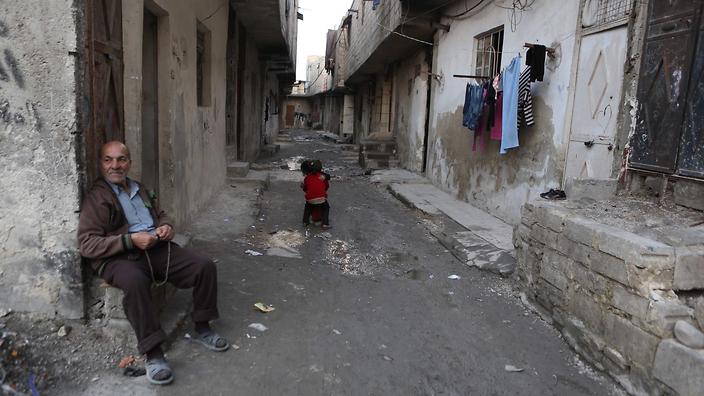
474, 27, 504, 78
582, 0, 634, 30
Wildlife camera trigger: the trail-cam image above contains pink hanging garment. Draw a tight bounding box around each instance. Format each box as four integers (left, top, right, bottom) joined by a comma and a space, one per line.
490, 91, 503, 140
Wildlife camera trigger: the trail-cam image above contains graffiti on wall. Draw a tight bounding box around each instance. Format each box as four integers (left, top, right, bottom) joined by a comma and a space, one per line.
0, 19, 43, 130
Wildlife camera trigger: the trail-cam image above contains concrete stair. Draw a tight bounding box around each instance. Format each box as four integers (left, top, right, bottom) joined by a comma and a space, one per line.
227, 161, 250, 178
359, 140, 398, 170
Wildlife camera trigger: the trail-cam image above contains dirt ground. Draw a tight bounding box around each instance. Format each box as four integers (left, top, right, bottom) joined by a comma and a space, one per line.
0, 311, 138, 395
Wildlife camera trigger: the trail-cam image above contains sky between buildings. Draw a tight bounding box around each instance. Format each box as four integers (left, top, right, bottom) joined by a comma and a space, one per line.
296, 0, 352, 81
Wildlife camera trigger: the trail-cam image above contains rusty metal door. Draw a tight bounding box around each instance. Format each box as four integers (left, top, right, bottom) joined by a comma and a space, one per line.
285, 105, 295, 127
630, 0, 703, 175
84, 0, 125, 184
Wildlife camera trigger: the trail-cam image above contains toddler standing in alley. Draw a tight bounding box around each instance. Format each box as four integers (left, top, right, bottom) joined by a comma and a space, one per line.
300, 159, 331, 229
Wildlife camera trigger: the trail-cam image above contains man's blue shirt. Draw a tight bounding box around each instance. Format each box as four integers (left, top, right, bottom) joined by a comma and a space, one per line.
107, 179, 156, 234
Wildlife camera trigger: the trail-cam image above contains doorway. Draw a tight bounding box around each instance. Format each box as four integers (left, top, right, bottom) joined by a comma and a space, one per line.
141, 8, 159, 191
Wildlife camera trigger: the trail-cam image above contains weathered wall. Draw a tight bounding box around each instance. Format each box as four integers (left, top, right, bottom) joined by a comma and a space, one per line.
0, 0, 83, 318
346, 0, 403, 79
320, 95, 343, 135
262, 70, 279, 144
392, 49, 429, 172
121, 0, 228, 227
426, 0, 579, 224
240, 33, 264, 162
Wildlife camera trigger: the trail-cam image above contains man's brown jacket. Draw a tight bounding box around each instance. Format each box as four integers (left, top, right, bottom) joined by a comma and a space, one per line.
77, 178, 172, 274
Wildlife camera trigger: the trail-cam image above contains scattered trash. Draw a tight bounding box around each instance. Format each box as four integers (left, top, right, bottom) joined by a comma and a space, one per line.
248, 323, 268, 332
57, 325, 71, 337
119, 355, 139, 369
382, 355, 393, 361
123, 367, 146, 377
212, 258, 220, 264
245, 249, 263, 256
0, 308, 11, 318
504, 365, 524, 372
447, 275, 461, 280
253, 303, 275, 313
229, 184, 237, 188
429, 274, 434, 279
184, 333, 192, 340
223, 218, 230, 222
266, 246, 302, 259
332, 329, 342, 335
91, 376, 99, 382
28, 373, 39, 396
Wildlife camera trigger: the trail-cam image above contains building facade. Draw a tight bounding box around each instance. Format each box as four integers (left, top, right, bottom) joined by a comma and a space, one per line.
0, 0, 297, 319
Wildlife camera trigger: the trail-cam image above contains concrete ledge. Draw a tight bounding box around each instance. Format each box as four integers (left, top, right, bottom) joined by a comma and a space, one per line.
565, 177, 618, 202
227, 161, 250, 178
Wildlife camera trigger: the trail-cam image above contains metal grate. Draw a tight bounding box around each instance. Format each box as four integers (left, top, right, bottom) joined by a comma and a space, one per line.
592, 0, 634, 27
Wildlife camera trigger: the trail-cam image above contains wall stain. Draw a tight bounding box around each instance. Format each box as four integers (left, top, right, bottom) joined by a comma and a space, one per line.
429, 96, 560, 222
4, 49, 24, 88
0, 60, 8, 82
0, 20, 8, 37
0, 98, 10, 122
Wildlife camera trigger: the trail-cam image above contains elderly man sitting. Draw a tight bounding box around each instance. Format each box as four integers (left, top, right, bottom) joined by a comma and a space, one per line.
78, 141, 228, 385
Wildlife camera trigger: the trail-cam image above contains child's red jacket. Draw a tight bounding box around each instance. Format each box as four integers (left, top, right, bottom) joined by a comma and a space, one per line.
302, 172, 329, 204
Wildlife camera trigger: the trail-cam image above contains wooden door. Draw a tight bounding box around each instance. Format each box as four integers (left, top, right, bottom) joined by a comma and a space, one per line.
84, 0, 124, 184
285, 104, 295, 127
630, 0, 702, 174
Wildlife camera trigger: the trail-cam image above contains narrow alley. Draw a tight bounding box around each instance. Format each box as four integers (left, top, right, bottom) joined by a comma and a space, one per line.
116, 130, 614, 395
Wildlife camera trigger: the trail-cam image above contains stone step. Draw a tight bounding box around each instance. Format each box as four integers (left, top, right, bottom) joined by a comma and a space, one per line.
364, 151, 395, 160
227, 161, 250, 178
360, 157, 400, 170
261, 144, 281, 156
359, 140, 396, 154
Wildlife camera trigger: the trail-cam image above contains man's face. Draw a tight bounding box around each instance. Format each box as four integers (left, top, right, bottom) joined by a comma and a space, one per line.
100, 142, 131, 185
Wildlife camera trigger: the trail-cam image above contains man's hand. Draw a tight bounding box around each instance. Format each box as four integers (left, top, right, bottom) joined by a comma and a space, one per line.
155, 224, 174, 241
130, 232, 158, 250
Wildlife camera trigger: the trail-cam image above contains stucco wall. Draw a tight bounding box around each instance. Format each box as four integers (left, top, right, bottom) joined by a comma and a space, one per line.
239, 32, 264, 162
426, 0, 580, 224
121, 0, 228, 227
0, 0, 83, 318
393, 49, 429, 172
264, 70, 281, 144
281, 97, 311, 128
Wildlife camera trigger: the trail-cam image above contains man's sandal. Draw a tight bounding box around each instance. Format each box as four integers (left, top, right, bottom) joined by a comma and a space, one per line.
193, 331, 230, 352
145, 358, 174, 385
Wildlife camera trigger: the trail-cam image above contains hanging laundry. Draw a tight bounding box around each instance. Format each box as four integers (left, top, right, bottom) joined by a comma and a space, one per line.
473, 84, 489, 152
525, 45, 546, 82
462, 83, 484, 131
518, 66, 535, 128
490, 90, 503, 141
372, 0, 381, 10
500, 57, 521, 154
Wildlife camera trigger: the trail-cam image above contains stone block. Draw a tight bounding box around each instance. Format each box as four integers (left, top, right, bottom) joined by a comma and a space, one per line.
653, 339, 704, 396
605, 313, 659, 370
569, 289, 606, 334
590, 250, 629, 285
625, 254, 675, 296
513, 224, 531, 247
563, 216, 601, 248
571, 261, 609, 295
674, 180, 704, 211
695, 297, 704, 331
645, 299, 694, 338
673, 246, 704, 291
674, 320, 704, 349
520, 202, 537, 227
533, 203, 569, 232
556, 235, 591, 265
596, 225, 674, 263
535, 279, 565, 310
226, 161, 249, 178
530, 225, 559, 249
603, 346, 629, 372
540, 260, 569, 291
611, 285, 649, 319
564, 177, 618, 202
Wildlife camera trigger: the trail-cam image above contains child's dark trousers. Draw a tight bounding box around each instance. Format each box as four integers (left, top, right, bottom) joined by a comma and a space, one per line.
303, 201, 330, 225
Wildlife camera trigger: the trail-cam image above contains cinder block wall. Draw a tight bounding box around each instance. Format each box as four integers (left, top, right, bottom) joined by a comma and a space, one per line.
515, 201, 704, 395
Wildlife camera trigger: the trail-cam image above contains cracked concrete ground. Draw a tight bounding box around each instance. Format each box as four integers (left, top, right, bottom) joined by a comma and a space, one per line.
66, 130, 621, 395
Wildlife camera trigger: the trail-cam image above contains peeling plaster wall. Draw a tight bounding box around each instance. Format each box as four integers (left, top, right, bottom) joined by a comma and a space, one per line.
240, 34, 265, 162
392, 49, 429, 173
121, 0, 228, 227
264, 71, 281, 145
426, 0, 580, 224
0, 0, 83, 318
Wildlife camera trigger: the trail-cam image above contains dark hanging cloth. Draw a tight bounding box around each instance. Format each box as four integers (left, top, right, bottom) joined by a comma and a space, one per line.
462, 83, 484, 130
372, 0, 381, 10
485, 82, 497, 131
525, 45, 546, 82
